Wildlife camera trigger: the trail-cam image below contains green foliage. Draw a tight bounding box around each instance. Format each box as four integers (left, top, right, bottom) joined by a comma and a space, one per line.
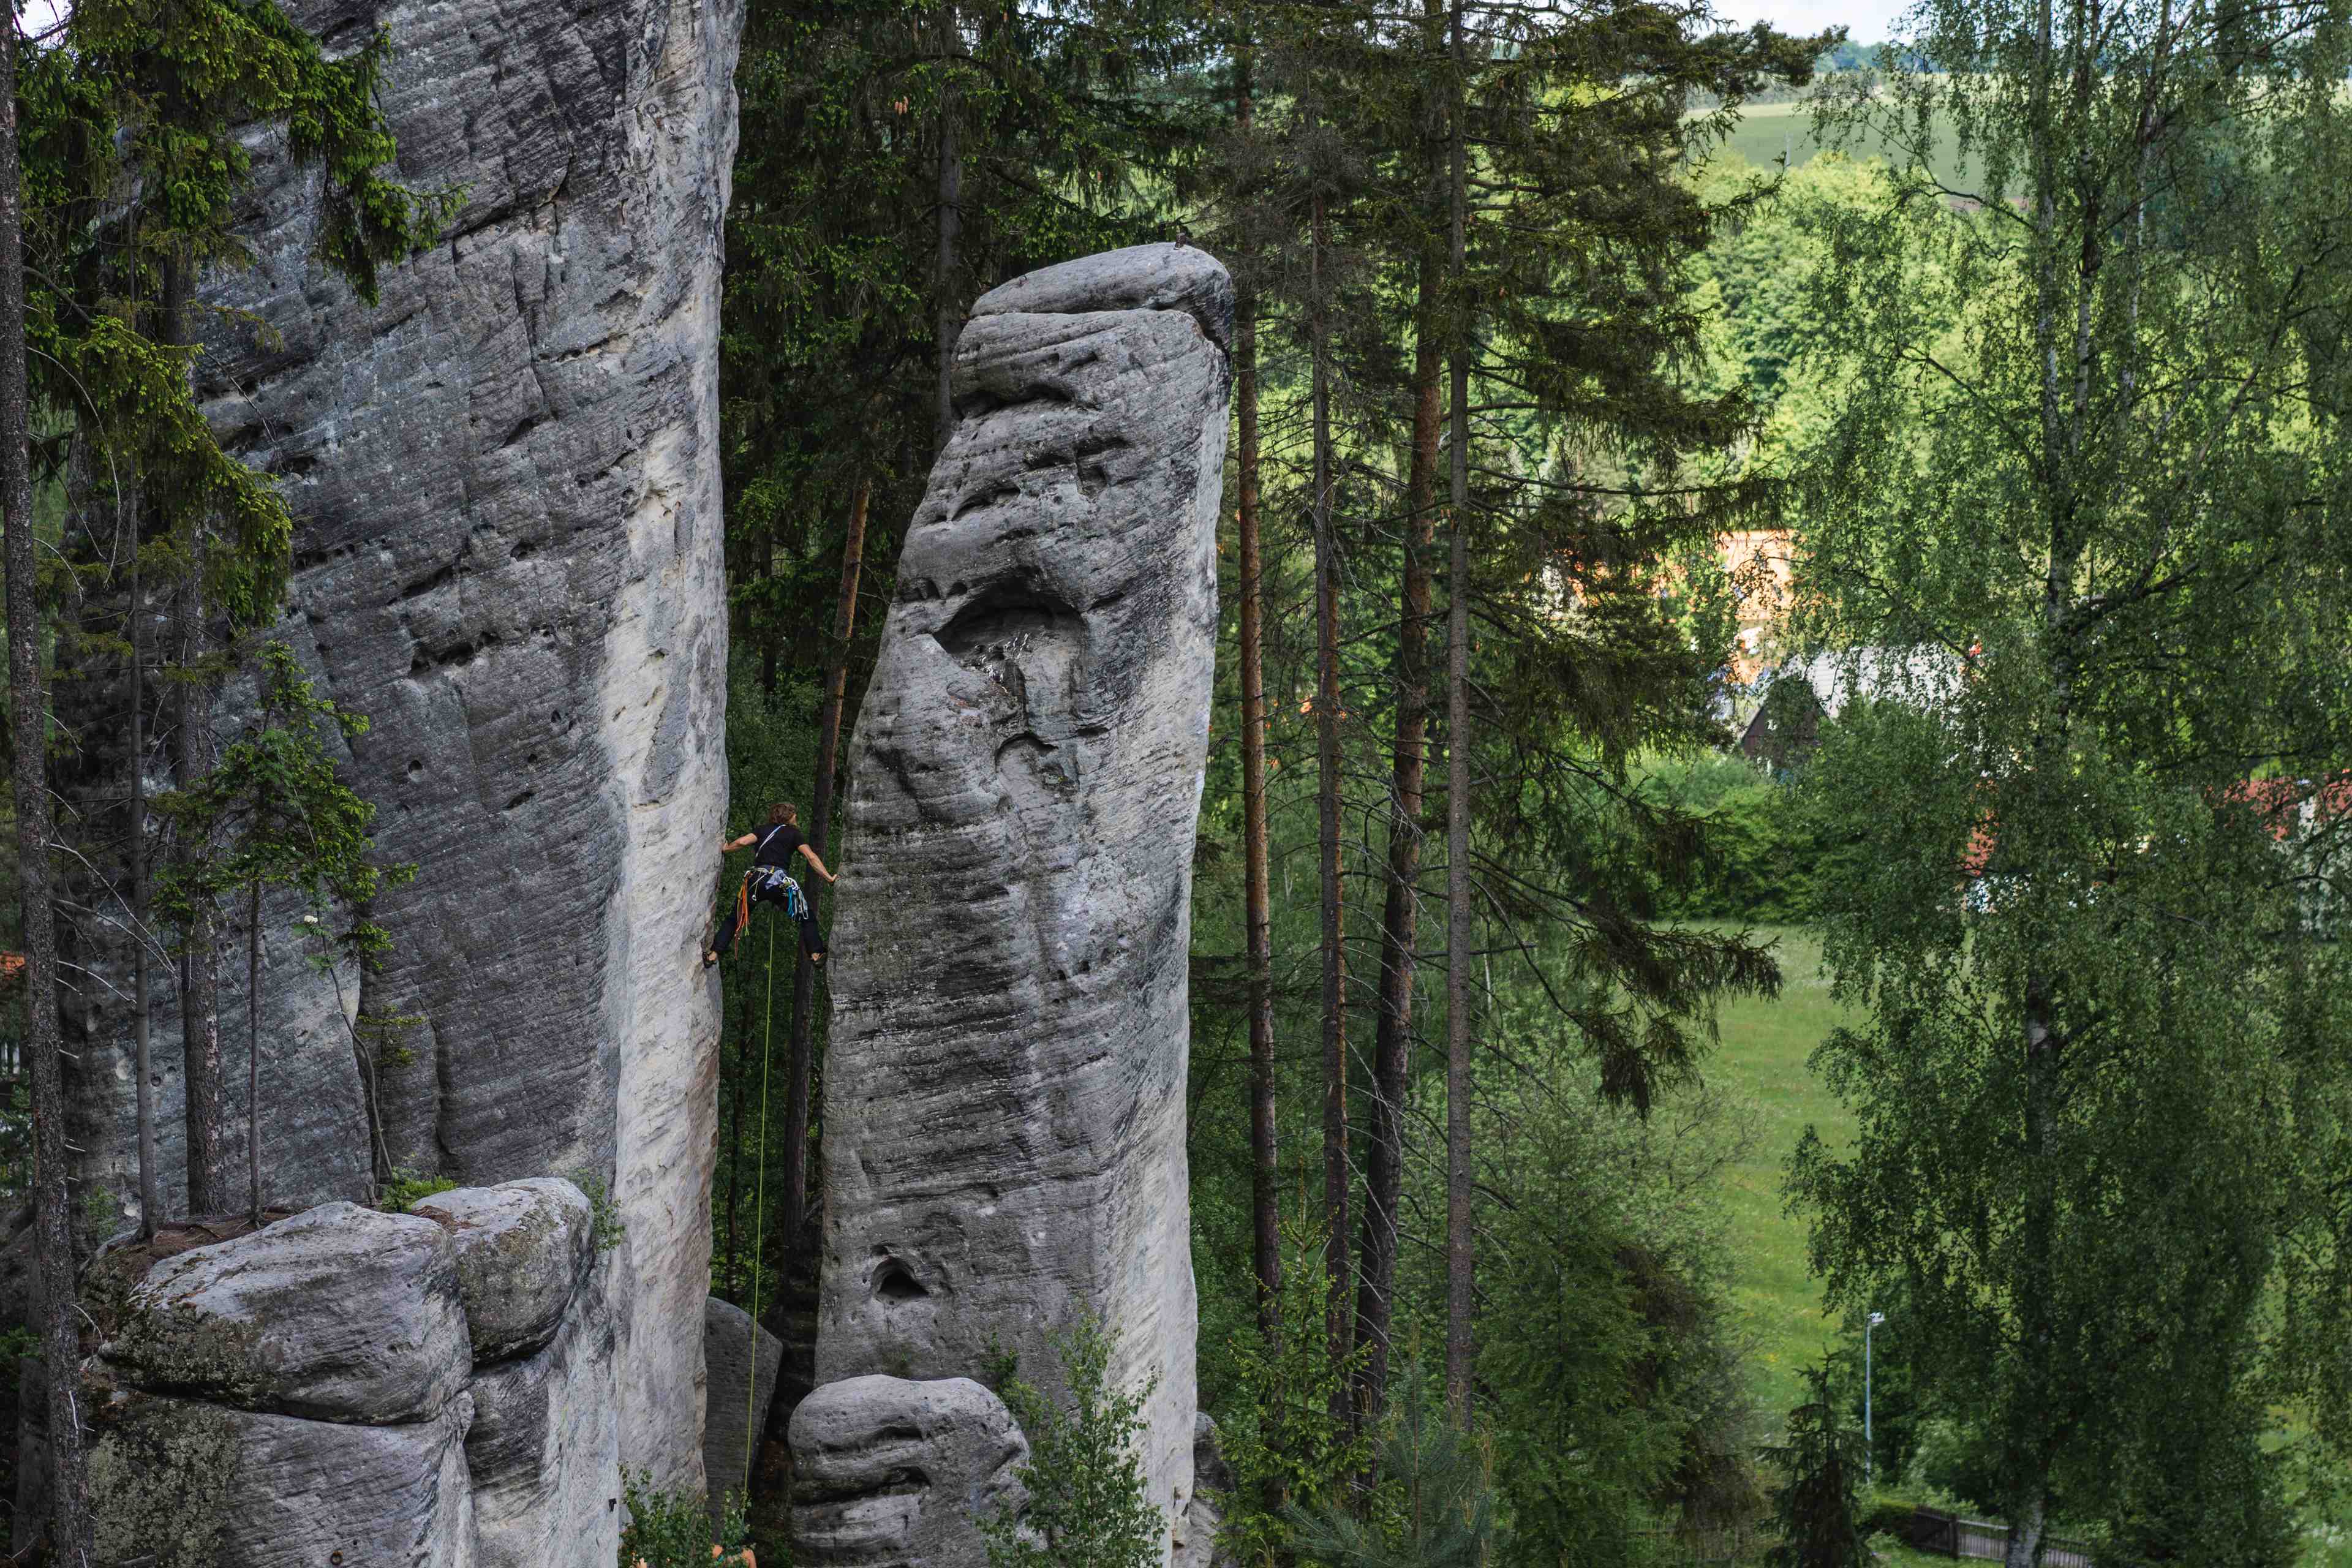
617, 1468, 748, 1567
982, 1316, 1164, 1568
1287, 1376, 1496, 1568
571, 1174, 627, 1254
1639, 755, 1858, 924
377, 1170, 458, 1211
1477, 1041, 1764, 1567
1781, 0, 2352, 1550
59, 0, 454, 301
1760, 1359, 1870, 1568
721, 0, 1203, 676
1208, 1213, 1371, 1567
153, 641, 413, 961
18, 0, 452, 643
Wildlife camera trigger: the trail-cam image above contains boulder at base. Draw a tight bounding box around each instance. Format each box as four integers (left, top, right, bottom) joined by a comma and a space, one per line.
791, 1375, 1028, 1567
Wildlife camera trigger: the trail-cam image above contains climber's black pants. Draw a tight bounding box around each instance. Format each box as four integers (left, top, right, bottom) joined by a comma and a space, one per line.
713, 876, 827, 960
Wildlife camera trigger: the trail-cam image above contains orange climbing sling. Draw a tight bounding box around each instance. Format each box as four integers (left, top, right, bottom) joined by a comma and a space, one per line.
736, 865, 807, 933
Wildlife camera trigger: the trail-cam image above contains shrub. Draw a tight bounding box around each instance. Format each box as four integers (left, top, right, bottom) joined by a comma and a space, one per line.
617, 1468, 748, 1567
378, 1169, 458, 1210
982, 1315, 1164, 1568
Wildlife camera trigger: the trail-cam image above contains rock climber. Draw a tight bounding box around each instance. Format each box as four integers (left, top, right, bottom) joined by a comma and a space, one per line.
706, 802, 836, 970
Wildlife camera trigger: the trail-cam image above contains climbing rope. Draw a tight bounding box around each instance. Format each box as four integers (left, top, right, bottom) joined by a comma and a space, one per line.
745, 914, 778, 1493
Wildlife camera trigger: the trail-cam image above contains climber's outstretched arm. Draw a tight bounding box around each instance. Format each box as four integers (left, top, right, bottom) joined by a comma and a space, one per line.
722, 831, 758, 852
798, 843, 838, 884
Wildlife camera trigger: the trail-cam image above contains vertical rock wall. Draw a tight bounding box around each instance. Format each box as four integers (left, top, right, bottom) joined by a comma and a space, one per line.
57, 0, 743, 1494
813, 244, 1231, 1544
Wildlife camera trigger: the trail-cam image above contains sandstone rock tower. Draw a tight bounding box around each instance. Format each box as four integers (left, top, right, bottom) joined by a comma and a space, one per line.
56, 0, 745, 1494
806, 243, 1231, 1561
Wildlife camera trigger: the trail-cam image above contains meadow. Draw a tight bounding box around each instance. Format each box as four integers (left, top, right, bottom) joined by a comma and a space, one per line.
1697, 99, 1977, 194
1690, 924, 1854, 1418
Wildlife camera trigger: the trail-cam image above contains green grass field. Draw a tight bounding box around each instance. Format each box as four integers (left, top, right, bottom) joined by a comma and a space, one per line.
1697, 99, 1977, 194
1695, 924, 1855, 1420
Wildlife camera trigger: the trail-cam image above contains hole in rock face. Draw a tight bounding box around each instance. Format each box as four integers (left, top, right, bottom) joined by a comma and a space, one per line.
935, 583, 1079, 665
872, 1257, 929, 1304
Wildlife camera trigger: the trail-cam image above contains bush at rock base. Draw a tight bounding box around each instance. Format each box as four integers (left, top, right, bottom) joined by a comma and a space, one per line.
619, 1467, 749, 1568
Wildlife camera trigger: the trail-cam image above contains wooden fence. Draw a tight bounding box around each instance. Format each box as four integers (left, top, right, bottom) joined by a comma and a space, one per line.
1890, 1506, 2101, 1568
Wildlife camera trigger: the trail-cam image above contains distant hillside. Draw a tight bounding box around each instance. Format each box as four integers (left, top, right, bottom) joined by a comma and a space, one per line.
1694, 97, 1975, 192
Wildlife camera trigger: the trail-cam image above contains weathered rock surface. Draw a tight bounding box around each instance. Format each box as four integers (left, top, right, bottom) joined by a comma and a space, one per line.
810, 242, 1229, 1547
791, 1375, 1029, 1567
53, 0, 745, 1494
103, 1201, 471, 1423
468, 1267, 620, 1568
704, 1294, 782, 1519
28, 1186, 616, 1568
1173, 1413, 1238, 1568
86, 1390, 478, 1568
413, 1177, 598, 1360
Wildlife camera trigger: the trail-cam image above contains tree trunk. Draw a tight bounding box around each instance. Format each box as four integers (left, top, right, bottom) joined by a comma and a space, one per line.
780, 477, 869, 1253
1, 15, 97, 1553
1310, 183, 1352, 1385
163, 252, 227, 1218
2003, 1490, 2047, 1568
1442, 0, 1476, 1422
758, 531, 779, 696
247, 875, 263, 1227
933, 8, 963, 456
175, 580, 225, 1213
128, 502, 159, 1241
1355, 227, 1446, 1435
1234, 53, 1281, 1351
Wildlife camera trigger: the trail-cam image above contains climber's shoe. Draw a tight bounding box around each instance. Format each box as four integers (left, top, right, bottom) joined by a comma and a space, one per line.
702, 948, 720, 970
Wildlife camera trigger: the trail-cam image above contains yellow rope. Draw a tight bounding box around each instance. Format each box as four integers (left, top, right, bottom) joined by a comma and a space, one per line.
744, 913, 777, 1499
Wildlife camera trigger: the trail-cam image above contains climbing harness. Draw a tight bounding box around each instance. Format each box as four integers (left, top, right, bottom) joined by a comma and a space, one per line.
733, 866, 807, 936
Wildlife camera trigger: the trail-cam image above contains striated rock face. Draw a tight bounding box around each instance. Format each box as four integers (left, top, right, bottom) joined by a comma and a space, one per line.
55, 0, 744, 1493
704, 1294, 782, 1520
809, 242, 1230, 1548
466, 1269, 619, 1568
104, 1200, 472, 1422
790, 1376, 1029, 1567
19, 1182, 617, 1567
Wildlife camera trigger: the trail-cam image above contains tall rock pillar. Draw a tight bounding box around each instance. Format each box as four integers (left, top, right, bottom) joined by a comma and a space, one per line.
812, 244, 1231, 1551
48, 0, 745, 1493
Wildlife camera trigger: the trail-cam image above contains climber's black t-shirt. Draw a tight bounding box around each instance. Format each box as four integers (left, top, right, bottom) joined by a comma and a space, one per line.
754, 825, 805, 869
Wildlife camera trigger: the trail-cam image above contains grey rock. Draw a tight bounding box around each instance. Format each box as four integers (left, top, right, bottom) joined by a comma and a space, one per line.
467, 1262, 620, 1568
816, 241, 1228, 1537
704, 1295, 782, 1520
790, 1375, 1028, 1568
971, 242, 1234, 352
1192, 1411, 1235, 1501
86, 1388, 477, 1568
54, 0, 744, 1493
102, 1202, 470, 1423
411, 1178, 597, 1361
1173, 1414, 1238, 1568
1172, 1493, 1233, 1568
